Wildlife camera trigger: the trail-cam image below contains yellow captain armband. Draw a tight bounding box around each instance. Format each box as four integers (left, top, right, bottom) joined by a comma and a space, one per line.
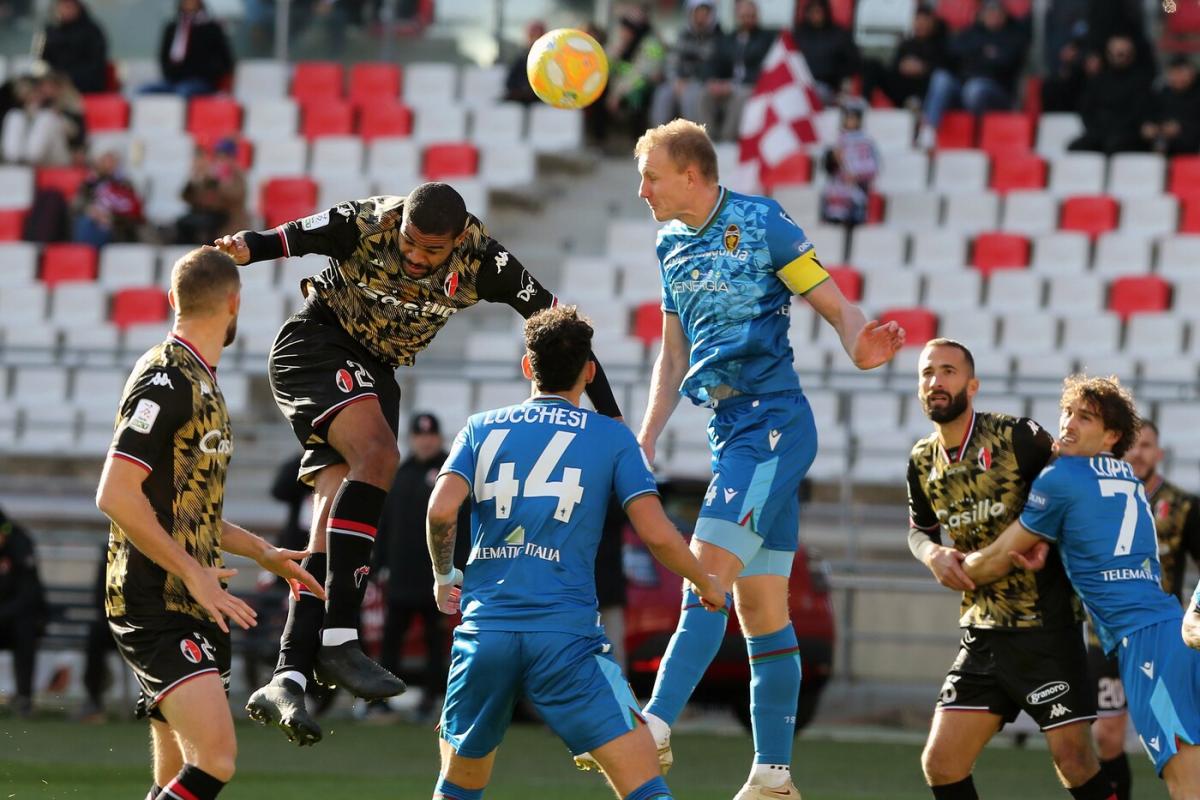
776, 249, 829, 295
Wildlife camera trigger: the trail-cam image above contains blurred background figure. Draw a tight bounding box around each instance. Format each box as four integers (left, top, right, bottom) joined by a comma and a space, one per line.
650, 0, 720, 127
1069, 34, 1155, 154
820, 104, 878, 227
1040, 22, 1087, 113
1141, 56, 1200, 155
373, 413, 468, 721
0, 69, 83, 167
601, 3, 665, 141
700, 0, 774, 143
71, 150, 144, 247
0, 507, 47, 720
141, 0, 234, 98
175, 137, 248, 245
860, 4, 946, 111
504, 19, 547, 105
35, 0, 109, 94
791, 0, 859, 104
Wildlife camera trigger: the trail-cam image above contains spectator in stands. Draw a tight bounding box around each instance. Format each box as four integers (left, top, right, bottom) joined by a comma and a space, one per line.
650, 0, 721, 127
504, 19, 547, 105
1040, 24, 1087, 113
142, 0, 234, 99
71, 150, 144, 247
1040, 0, 1087, 75
791, 0, 859, 104
1141, 56, 1200, 156
700, 0, 775, 142
0, 70, 84, 167
1084, 0, 1153, 76
1069, 34, 1156, 155
914, 0, 1029, 149
819, 103, 879, 226
603, 4, 666, 139
0, 506, 47, 719
175, 138, 248, 245
373, 413, 467, 722
860, 4, 947, 111
36, 0, 109, 94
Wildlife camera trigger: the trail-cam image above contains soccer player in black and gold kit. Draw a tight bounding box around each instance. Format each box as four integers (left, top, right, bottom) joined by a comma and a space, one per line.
1085, 419, 1200, 800
906, 339, 1113, 800
214, 182, 622, 745
96, 248, 323, 800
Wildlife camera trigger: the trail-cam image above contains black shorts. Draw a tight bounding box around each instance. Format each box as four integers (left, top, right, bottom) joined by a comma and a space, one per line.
109, 613, 231, 722
936, 626, 1095, 731
1086, 642, 1127, 716
269, 304, 401, 485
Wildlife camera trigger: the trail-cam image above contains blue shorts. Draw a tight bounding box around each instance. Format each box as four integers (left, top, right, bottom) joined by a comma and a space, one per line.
440, 629, 642, 758
693, 391, 816, 576
1118, 619, 1200, 775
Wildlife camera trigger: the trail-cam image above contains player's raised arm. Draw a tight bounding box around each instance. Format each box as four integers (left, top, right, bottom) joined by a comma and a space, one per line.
624, 494, 725, 610
475, 239, 622, 418
962, 518, 1046, 586
213, 200, 363, 266
1184, 579, 1200, 649
803, 280, 904, 370
637, 311, 687, 466
220, 521, 325, 601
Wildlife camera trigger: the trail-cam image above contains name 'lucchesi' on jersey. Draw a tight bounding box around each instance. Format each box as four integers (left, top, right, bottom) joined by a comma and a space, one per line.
252, 196, 557, 369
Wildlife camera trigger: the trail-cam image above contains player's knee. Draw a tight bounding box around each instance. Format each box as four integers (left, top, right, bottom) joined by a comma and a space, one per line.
351, 437, 400, 484
1050, 738, 1097, 784
198, 749, 236, 783
921, 742, 969, 785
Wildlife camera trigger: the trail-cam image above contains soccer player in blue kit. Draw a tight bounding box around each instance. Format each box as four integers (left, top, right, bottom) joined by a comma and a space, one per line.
622, 119, 905, 799
963, 375, 1200, 799
424, 306, 726, 800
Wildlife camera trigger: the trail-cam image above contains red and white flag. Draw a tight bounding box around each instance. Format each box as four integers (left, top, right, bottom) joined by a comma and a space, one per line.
732, 32, 824, 193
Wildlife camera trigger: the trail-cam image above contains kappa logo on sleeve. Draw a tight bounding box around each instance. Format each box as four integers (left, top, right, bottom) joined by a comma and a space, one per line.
128, 399, 161, 434
148, 372, 174, 389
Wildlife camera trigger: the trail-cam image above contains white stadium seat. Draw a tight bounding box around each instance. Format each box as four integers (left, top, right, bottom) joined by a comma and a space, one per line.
527, 106, 584, 151
411, 106, 468, 144
1061, 313, 1121, 357
119, 59, 161, 94
998, 312, 1058, 356
0, 285, 48, 325
863, 108, 915, 149
941, 192, 999, 233
0, 165, 34, 209
1092, 233, 1152, 278
50, 283, 108, 329
402, 63, 459, 108
804, 223, 848, 262
909, 230, 967, 271
11, 366, 69, 403
366, 138, 422, 185
248, 135, 308, 180
985, 270, 1044, 313
1046, 273, 1104, 314
1119, 195, 1178, 237
1107, 153, 1165, 197
931, 151, 989, 194
72, 369, 128, 412
884, 191, 941, 230
130, 95, 186, 135
1011, 352, 1074, 392
774, 186, 821, 224
470, 103, 525, 145
1048, 153, 1106, 196
847, 393, 901, 434
2, 324, 58, 365
0, 242, 39, 283
861, 270, 920, 312
61, 324, 121, 367
1001, 191, 1058, 235
1125, 313, 1186, 356
848, 227, 907, 271
938, 311, 998, 348
1156, 235, 1200, 278
317, 174, 372, 212
922, 270, 982, 312
1030, 232, 1090, 275
1036, 113, 1083, 156
874, 150, 928, 193
460, 65, 507, 106
480, 143, 536, 188
310, 136, 365, 177
235, 59, 290, 102
244, 98, 299, 139
98, 243, 158, 289
1077, 353, 1138, 383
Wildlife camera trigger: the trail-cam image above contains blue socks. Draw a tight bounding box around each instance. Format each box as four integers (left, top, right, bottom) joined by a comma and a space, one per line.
433, 776, 483, 800
747, 624, 801, 766
644, 589, 732, 725
626, 775, 673, 799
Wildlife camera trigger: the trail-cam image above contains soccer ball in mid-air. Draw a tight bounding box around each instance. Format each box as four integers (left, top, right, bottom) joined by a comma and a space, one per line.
526, 28, 608, 109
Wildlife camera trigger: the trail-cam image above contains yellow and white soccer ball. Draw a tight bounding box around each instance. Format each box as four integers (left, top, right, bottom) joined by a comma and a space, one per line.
526, 28, 609, 110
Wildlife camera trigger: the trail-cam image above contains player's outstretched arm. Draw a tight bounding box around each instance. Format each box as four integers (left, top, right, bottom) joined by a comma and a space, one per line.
803, 280, 905, 370
220, 521, 326, 601
427, 473, 469, 614
962, 519, 1044, 586
625, 494, 726, 610
637, 312, 688, 465
96, 457, 257, 633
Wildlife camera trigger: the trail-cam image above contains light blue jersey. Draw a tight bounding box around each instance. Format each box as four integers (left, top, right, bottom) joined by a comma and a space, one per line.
441, 395, 658, 636
1020, 454, 1182, 654
657, 186, 830, 406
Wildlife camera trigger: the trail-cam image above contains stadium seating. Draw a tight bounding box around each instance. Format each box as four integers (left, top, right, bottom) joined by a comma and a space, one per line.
991, 153, 1046, 192
41, 244, 98, 286
82, 94, 130, 132
879, 308, 936, 344
825, 266, 863, 301
348, 63, 402, 108
291, 61, 344, 104
0, 209, 25, 240
1060, 195, 1119, 237
187, 96, 242, 139
36, 166, 88, 203
1107, 275, 1171, 319
111, 287, 169, 328
358, 103, 413, 140
936, 111, 976, 149
979, 112, 1033, 157
762, 152, 812, 191
260, 177, 318, 228
423, 143, 478, 181
1001, 190, 1058, 234
1168, 155, 1200, 198
302, 100, 355, 139
971, 232, 1030, 275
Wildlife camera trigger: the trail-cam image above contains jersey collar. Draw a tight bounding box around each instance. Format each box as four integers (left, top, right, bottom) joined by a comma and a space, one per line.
529, 393, 576, 407
689, 186, 728, 235
937, 410, 977, 464
169, 333, 217, 381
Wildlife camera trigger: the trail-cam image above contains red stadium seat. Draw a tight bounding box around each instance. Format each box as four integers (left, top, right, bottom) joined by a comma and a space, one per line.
41, 243, 98, 285
866, 192, 885, 224
0, 209, 26, 240
762, 152, 812, 191
936, 0, 977, 30
990, 153, 1046, 192
82, 93, 129, 132
1108, 276, 1171, 320
1168, 156, 1200, 199
1181, 197, 1200, 233
423, 143, 479, 180
829, 0, 854, 28
825, 265, 862, 301
260, 177, 318, 228
36, 166, 88, 202
979, 112, 1033, 157
1060, 195, 1119, 237
301, 100, 354, 139
632, 301, 662, 345
187, 96, 242, 139
291, 61, 345, 104
194, 133, 254, 170
879, 307, 938, 346
971, 232, 1030, 275
349, 63, 402, 108
358, 103, 413, 140
111, 287, 169, 329
1161, 0, 1200, 53
937, 111, 976, 149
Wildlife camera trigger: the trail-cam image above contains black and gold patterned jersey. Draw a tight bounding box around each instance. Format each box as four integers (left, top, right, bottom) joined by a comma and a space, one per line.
907, 411, 1083, 630
1146, 476, 1200, 601
106, 335, 232, 622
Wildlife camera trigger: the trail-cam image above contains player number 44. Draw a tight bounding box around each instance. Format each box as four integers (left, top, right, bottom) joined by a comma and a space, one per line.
1098, 479, 1152, 556
475, 429, 585, 522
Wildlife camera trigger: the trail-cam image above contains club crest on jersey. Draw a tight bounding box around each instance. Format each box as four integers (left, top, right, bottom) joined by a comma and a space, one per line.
444, 271, 459, 297
723, 223, 740, 252
180, 638, 203, 664
354, 565, 371, 588
335, 368, 354, 393
977, 447, 992, 471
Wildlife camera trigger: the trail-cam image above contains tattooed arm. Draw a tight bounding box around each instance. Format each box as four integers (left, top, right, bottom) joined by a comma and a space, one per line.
427, 472, 470, 613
